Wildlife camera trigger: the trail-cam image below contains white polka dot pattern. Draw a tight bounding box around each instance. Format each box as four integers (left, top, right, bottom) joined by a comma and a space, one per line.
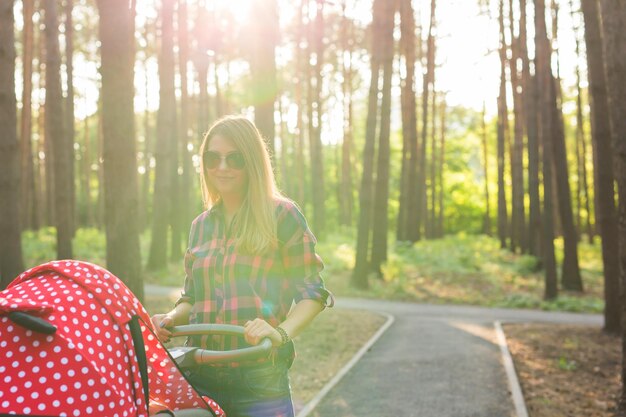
0, 260, 224, 417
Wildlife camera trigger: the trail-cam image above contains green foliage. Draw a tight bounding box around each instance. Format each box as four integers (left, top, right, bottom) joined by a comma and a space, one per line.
328, 232, 604, 314
557, 356, 577, 372
22, 227, 58, 267
22, 227, 106, 268
21, 227, 605, 315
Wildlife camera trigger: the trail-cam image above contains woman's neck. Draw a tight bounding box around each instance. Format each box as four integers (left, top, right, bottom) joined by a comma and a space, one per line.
221, 194, 243, 222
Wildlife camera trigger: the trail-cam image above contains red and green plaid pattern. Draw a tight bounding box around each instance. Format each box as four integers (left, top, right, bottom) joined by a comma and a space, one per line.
176, 199, 331, 354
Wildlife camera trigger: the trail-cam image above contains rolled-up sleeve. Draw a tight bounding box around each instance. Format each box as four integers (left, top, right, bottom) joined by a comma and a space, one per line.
280, 203, 333, 308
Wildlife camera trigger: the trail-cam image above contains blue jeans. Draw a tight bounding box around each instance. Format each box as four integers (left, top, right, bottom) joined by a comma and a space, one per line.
187, 360, 295, 417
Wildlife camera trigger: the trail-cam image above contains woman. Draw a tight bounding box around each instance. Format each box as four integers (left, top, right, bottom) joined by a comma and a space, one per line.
150, 115, 333, 417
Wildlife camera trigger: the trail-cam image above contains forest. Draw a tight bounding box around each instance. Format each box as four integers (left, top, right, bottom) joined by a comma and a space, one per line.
1, 0, 626, 414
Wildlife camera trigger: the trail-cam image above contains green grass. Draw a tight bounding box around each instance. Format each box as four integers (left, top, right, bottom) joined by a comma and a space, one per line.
22, 227, 605, 314
318, 231, 604, 314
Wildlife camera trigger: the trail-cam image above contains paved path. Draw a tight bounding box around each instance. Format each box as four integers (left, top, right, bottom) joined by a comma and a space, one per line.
306, 298, 601, 417
144, 284, 602, 417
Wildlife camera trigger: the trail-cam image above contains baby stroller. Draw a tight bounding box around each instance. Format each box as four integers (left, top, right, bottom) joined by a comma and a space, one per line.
0, 260, 271, 417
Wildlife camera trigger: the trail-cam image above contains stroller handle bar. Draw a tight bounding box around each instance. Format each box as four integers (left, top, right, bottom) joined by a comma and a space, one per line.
167, 324, 273, 366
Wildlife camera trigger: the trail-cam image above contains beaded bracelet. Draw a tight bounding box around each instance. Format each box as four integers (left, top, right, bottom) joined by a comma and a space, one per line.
275, 326, 290, 345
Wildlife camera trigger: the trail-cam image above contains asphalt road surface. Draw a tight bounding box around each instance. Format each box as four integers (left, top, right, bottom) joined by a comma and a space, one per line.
305, 298, 602, 417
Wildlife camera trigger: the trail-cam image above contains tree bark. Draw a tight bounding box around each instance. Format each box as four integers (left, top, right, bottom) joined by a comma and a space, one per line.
595, 2, 626, 409
508, 0, 526, 253
249, 0, 278, 155
437, 97, 446, 237
398, 0, 419, 242
549, 74, 584, 291
96, 0, 143, 300
148, 0, 177, 271
481, 102, 491, 236
0, 0, 24, 288
370, 0, 396, 276
306, 0, 326, 235
64, 0, 76, 237
339, 0, 354, 227
418, 0, 436, 242
44, 0, 73, 259
21, 0, 36, 231
520, 0, 541, 256
534, 0, 558, 300
429, 90, 437, 239
293, 0, 306, 208
497, 0, 509, 250
351, 0, 384, 290
571, 2, 594, 243
580, 0, 620, 334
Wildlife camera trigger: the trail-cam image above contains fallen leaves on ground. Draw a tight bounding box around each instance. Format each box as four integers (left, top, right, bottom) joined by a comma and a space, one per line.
504, 323, 620, 417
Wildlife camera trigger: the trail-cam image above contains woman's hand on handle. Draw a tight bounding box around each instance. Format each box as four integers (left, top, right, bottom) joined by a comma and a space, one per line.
149, 301, 192, 343
150, 313, 174, 343
244, 318, 282, 347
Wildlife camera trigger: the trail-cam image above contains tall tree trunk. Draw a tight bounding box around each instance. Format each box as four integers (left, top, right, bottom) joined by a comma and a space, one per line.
481, 102, 491, 236
21, 0, 36, 231
249, 0, 278, 154
213, 55, 223, 119
428, 90, 437, 239
569, 1, 592, 242
576, 82, 594, 245
33, 24, 44, 229
64, 0, 76, 237
437, 97, 446, 237
547, 3, 584, 292
534, 0, 558, 300
140, 59, 152, 232
581, 0, 620, 334
497, 0, 509, 250
0, 0, 24, 288
96, 0, 143, 300
192, 7, 210, 142
292, 0, 307, 208
96, 96, 104, 229
307, 0, 326, 235
351, 0, 384, 290
81, 111, 93, 226
508, 0, 526, 253
571, 0, 595, 244
38, 22, 55, 228
178, 0, 193, 233
370, 0, 396, 276
44, 0, 72, 259
398, 0, 419, 242
148, 0, 177, 271
418, 0, 436, 242
339, 0, 354, 227
549, 74, 584, 291
168, 3, 182, 262
520, 0, 541, 256
595, 1, 626, 410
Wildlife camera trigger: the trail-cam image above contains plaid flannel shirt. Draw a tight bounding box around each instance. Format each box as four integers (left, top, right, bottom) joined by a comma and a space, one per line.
176, 198, 332, 356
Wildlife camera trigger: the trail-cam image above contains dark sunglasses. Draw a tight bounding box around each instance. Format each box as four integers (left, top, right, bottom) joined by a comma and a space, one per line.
203, 151, 246, 170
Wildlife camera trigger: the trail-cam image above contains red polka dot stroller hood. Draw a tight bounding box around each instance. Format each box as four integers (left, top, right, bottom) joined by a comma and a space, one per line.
0, 260, 224, 417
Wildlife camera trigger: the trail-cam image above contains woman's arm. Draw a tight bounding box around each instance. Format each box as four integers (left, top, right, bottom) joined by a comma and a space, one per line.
244, 299, 324, 346
150, 301, 192, 342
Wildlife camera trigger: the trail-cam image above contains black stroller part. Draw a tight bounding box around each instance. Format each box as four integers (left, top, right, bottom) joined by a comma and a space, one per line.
129, 315, 151, 415
8, 311, 57, 334
168, 324, 273, 366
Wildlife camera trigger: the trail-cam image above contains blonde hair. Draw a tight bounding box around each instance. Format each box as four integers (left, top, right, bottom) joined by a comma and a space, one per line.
199, 115, 283, 254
